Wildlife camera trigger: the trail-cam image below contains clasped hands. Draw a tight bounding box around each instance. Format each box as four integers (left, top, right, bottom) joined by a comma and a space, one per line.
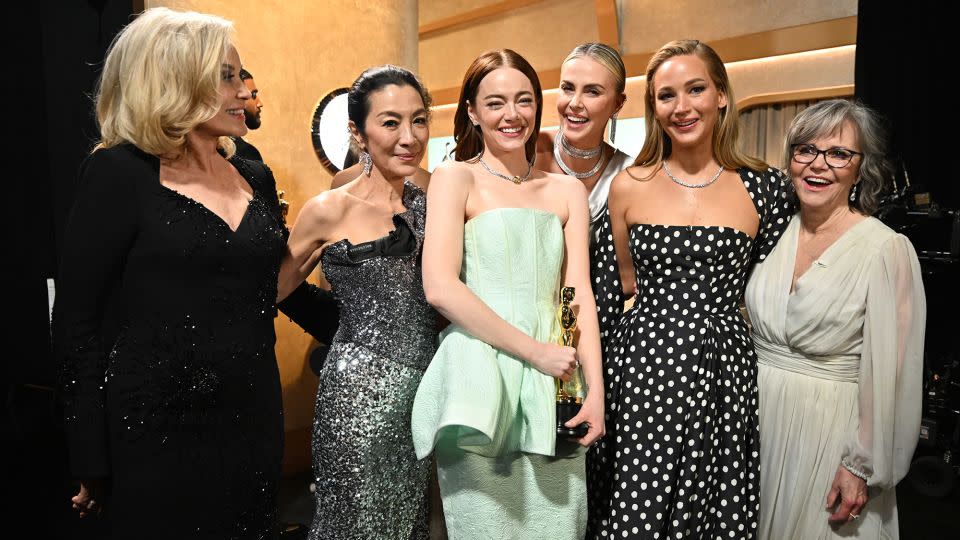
529, 341, 605, 448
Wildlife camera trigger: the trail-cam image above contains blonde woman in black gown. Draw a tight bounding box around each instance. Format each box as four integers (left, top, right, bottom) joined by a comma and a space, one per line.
54, 8, 307, 538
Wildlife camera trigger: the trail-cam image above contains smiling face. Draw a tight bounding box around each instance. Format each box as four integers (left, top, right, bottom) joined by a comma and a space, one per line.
651, 53, 727, 152
789, 120, 862, 214
353, 83, 429, 180
468, 67, 537, 155
557, 56, 623, 146
196, 45, 251, 139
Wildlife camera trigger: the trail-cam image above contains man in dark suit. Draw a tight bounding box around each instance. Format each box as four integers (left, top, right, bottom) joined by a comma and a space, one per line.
233, 68, 264, 161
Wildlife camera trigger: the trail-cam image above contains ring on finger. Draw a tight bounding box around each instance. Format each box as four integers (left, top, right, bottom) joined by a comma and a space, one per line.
848, 513, 859, 520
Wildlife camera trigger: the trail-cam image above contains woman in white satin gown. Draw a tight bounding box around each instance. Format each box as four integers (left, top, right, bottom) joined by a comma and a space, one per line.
745, 99, 926, 540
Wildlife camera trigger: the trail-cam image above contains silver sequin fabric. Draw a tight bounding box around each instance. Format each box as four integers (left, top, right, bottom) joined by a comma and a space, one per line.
309, 182, 437, 540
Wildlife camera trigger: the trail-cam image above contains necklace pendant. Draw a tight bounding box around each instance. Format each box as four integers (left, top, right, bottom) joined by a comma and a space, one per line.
478, 156, 534, 184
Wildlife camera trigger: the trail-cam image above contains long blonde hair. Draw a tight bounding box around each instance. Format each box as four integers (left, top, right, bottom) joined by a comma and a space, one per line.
94, 7, 236, 157
634, 39, 766, 173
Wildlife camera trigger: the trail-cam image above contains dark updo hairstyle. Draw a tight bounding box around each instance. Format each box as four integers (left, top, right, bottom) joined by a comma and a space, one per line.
452, 49, 542, 162
347, 64, 432, 137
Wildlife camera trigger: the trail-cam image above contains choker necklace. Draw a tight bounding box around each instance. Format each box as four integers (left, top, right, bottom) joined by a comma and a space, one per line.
557, 130, 602, 159
479, 156, 535, 185
663, 162, 724, 188
554, 132, 606, 179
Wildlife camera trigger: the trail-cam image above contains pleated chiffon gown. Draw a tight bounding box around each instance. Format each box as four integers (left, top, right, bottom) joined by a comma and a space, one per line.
745, 216, 925, 540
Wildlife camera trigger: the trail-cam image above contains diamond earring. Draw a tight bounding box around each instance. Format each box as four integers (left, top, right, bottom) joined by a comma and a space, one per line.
360, 151, 373, 176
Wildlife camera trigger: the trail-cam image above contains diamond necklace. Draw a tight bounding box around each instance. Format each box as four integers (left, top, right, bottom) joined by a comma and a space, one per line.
478, 156, 534, 185
554, 134, 606, 179
557, 129, 602, 158
662, 161, 724, 188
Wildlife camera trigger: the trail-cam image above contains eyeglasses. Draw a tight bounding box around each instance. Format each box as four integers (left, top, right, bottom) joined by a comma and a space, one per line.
791, 144, 863, 168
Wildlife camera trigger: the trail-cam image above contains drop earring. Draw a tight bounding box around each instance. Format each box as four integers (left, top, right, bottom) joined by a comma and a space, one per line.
360, 150, 373, 176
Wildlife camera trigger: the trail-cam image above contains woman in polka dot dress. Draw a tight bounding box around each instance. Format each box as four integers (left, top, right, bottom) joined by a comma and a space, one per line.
586, 40, 792, 539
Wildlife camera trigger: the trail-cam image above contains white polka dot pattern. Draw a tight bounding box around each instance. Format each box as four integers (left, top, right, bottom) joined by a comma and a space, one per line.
590, 206, 625, 355
586, 168, 793, 539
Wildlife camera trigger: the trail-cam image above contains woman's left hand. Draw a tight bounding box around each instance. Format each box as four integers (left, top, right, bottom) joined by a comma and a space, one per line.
567, 391, 605, 447
72, 477, 106, 518
826, 465, 868, 525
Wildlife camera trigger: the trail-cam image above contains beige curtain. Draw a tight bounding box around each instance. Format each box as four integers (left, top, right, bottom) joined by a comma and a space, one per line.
739, 100, 818, 169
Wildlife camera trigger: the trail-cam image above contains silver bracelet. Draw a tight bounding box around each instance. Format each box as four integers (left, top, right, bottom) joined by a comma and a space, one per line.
841, 458, 870, 481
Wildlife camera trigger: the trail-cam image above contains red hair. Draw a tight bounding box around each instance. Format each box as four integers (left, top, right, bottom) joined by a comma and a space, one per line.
452, 49, 543, 162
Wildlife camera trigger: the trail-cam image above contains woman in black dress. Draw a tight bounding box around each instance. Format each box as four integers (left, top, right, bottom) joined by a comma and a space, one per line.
586, 40, 792, 538
53, 8, 333, 539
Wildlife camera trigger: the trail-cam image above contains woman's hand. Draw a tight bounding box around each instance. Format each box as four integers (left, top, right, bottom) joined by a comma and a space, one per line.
527, 342, 578, 381
568, 391, 605, 447
825, 465, 868, 526
72, 477, 106, 518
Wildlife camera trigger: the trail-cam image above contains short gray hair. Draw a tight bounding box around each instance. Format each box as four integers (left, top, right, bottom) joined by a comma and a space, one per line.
782, 99, 892, 215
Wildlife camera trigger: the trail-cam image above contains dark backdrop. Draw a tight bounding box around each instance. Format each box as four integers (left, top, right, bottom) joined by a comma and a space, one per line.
856, 0, 957, 369
855, 0, 955, 207
8, 2, 134, 538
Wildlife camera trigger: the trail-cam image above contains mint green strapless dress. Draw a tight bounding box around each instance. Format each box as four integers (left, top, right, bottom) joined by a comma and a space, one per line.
412, 208, 586, 540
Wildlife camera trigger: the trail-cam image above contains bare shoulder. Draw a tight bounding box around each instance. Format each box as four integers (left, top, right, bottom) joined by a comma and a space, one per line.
430, 160, 476, 186
612, 164, 658, 192
411, 167, 431, 191
623, 164, 659, 182
545, 171, 588, 200
330, 163, 362, 189
298, 188, 349, 226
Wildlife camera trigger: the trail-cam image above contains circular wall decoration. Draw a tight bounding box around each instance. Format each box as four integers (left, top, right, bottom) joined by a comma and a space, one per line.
310, 87, 351, 174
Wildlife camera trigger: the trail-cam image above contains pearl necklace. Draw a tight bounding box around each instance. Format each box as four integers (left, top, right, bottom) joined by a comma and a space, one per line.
662, 162, 724, 188
554, 131, 606, 179
479, 156, 534, 185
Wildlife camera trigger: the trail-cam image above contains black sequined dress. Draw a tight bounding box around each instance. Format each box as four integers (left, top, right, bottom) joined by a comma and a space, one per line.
309, 181, 438, 540
55, 144, 289, 539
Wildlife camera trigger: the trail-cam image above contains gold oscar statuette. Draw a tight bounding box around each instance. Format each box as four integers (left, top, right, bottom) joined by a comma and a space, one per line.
555, 286, 587, 439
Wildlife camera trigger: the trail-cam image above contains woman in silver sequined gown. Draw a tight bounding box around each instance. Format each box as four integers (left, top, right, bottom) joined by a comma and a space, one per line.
277, 66, 437, 539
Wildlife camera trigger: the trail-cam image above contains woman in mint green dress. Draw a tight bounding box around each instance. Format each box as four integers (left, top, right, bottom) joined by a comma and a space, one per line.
411, 49, 605, 539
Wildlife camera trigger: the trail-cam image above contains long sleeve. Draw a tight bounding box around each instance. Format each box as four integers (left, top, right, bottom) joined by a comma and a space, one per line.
236, 157, 342, 344
842, 234, 926, 489
53, 148, 141, 478
278, 281, 340, 344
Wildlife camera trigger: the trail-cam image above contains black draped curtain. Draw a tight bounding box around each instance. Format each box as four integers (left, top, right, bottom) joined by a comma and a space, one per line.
857, 1, 957, 383
8, 2, 134, 538
855, 0, 955, 208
